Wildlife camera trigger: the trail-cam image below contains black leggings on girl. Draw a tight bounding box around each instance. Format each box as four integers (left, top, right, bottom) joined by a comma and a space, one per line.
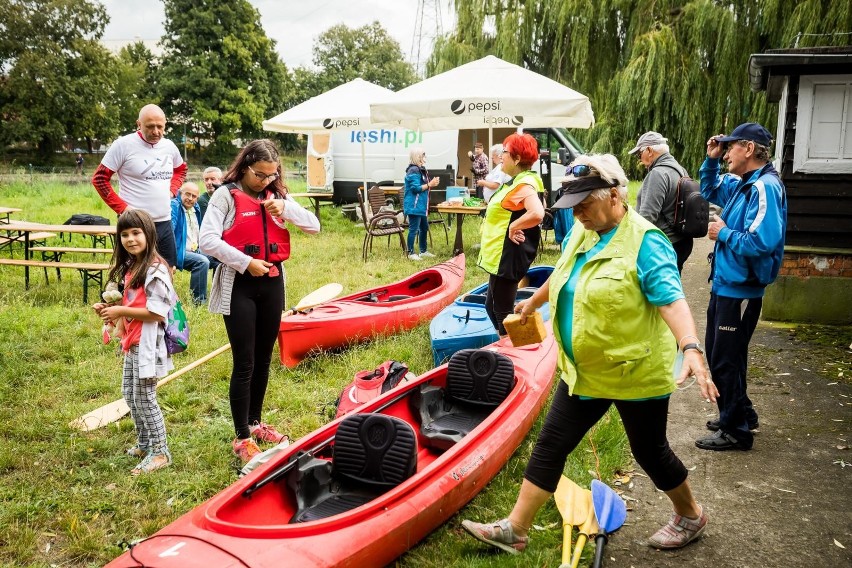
223, 268, 284, 439
525, 380, 688, 493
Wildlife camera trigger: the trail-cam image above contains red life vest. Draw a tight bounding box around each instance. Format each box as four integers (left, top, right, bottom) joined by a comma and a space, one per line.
222, 185, 290, 263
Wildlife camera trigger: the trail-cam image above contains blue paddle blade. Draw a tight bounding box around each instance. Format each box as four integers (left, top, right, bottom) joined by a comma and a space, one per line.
591, 479, 627, 534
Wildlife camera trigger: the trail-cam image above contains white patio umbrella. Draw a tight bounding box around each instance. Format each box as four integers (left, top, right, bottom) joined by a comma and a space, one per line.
370, 55, 594, 149
263, 78, 395, 198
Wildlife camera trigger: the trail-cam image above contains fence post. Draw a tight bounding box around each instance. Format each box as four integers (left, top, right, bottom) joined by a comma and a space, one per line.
28, 163, 33, 184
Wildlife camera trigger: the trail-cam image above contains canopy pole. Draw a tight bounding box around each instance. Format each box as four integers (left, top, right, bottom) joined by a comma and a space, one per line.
361, 136, 368, 203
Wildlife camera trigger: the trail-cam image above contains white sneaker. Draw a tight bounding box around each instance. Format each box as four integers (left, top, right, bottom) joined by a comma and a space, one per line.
420, 251, 436, 258
408, 253, 422, 261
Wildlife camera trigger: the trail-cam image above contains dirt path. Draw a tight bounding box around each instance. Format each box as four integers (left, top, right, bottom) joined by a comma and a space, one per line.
608, 237, 852, 568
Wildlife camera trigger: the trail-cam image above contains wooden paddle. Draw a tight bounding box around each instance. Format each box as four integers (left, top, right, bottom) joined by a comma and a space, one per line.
553, 475, 591, 567
286, 282, 343, 314
69, 344, 232, 431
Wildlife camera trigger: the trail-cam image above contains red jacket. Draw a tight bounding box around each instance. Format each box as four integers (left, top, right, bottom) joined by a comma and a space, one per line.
222, 185, 290, 263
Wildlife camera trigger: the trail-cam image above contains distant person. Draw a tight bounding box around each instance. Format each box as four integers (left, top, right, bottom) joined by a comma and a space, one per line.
199, 139, 319, 463
198, 166, 223, 219
695, 122, 787, 452
462, 153, 716, 555
477, 133, 544, 336
170, 182, 219, 304
477, 144, 512, 204
94, 209, 175, 475
75, 153, 84, 175
628, 131, 693, 273
467, 142, 490, 197
92, 103, 187, 267
403, 147, 439, 261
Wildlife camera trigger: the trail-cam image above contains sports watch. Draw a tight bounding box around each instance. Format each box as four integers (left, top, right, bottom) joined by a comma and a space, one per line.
681, 342, 705, 355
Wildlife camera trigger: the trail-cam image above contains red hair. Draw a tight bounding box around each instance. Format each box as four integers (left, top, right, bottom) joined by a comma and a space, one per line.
503, 133, 539, 169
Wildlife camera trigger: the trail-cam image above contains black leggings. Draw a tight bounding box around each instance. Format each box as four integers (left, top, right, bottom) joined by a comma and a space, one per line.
484, 274, 519, 336
223, 268, 284, 439
525, 380, 688, 493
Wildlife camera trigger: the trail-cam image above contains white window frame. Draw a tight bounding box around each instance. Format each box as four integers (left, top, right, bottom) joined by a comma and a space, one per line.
794, 74, 852, 174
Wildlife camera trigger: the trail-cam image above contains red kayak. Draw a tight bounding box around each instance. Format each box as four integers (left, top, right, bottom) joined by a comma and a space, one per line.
277, 254, 465, 367
106, 330, 557, 568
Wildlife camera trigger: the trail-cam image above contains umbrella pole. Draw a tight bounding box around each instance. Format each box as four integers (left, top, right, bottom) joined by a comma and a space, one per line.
361, 136, 368, 203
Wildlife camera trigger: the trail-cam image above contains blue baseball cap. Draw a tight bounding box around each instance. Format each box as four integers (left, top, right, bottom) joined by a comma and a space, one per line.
716, 122, 773, 147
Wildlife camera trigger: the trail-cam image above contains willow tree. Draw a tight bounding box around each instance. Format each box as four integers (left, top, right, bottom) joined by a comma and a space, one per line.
431, 0, 852, 173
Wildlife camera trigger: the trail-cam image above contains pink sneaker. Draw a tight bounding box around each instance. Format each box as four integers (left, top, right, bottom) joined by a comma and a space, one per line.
648, 505, 708, 549
250, 422, 288, 444
232, 438, 261, 463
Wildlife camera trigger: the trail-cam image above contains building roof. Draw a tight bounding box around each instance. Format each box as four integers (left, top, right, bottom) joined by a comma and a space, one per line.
749, 46, 852, 101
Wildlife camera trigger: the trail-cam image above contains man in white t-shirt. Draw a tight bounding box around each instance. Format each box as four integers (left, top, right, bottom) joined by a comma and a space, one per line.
92, 104, 188, 266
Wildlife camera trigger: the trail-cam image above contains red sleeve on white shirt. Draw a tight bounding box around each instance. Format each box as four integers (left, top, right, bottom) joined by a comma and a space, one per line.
92, 164, 126, 214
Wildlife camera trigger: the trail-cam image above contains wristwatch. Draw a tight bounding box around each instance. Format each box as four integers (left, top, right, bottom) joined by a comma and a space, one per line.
681, 342, 705, 355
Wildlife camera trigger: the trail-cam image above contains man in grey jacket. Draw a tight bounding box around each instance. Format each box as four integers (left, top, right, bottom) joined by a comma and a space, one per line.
629, 131, 693, 273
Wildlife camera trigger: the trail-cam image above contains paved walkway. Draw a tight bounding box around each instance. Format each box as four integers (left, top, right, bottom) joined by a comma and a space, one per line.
608, 237, 851, 568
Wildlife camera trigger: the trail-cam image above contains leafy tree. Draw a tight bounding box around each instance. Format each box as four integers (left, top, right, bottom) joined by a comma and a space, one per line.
294, 22, 417, 103
157, 0, 293, 158
430, 0, 852, 173
0, 0, 120, 155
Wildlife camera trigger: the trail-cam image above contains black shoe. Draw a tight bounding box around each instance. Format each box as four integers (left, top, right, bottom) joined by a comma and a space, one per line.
706, 418, 759, 433
695, 430, 751, 451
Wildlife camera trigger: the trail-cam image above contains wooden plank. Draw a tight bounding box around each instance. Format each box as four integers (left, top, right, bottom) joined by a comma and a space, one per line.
0, 258, 109, 270
29, 246, 111, 254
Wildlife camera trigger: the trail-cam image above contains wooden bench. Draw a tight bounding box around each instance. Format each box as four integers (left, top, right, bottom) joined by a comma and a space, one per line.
0, 258, 109, 303
0, 231, 57, 253
28, 246, 112, 282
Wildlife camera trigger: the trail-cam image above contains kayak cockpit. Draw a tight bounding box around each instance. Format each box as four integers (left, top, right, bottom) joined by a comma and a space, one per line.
350, 271, 443, 303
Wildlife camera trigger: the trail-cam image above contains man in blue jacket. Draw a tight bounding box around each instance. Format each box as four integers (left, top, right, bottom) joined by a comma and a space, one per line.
695, 122, 787, 451
171, 182, 219, 304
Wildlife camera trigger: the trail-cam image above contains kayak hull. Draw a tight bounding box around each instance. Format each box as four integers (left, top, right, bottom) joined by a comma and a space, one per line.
107, 331, 557, 568
278, 254, 465, 367
430, 265, 553, 366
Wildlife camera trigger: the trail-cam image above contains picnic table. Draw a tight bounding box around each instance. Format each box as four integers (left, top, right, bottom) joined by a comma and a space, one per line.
435, 203, 487, 256
0, 221, 116, 303
0, 206, 22, 224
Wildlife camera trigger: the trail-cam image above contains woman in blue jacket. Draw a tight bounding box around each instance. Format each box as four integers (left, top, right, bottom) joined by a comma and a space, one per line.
403, 148, 439, 260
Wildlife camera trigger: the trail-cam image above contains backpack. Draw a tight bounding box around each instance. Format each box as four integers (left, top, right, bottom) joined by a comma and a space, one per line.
63, 213, 110, 226
657, 165, 710, 238
334, 360, 413, 418
163, 285, 190, 355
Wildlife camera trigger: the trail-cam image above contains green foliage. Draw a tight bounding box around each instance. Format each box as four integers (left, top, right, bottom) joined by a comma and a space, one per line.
293, 22, 418, 103
432, 0, 852, 175
157, 0, 294, 147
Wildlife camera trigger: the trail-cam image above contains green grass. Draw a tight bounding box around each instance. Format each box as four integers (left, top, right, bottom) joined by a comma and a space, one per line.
0, 177, 632, 567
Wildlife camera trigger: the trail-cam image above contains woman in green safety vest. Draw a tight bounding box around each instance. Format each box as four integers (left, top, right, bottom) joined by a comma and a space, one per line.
477, 132, 545, 336
463, 154, 719, 554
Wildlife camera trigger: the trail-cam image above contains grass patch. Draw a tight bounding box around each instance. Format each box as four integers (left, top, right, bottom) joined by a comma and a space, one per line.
0, 177, 631, 566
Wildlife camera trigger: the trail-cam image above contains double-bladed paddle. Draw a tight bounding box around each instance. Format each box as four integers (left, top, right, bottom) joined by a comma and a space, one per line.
591, 479, 627, 568
553, 475, 592, 568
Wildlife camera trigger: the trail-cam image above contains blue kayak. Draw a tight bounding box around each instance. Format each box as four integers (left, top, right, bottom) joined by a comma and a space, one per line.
429, 265, 554, 366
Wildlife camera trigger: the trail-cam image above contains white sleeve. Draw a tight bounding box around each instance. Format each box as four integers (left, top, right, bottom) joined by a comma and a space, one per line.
277, 194, 320, 234
199, 189, 252, 273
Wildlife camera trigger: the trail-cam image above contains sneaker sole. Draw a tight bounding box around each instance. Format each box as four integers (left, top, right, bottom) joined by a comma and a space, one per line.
695, 440, 751, 451
460, 520, 522, 555
648, 523, 707, 550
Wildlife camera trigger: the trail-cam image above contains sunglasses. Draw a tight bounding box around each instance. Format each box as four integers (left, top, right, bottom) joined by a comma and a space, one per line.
568, 164, 594, 177
247, 165, 279, 183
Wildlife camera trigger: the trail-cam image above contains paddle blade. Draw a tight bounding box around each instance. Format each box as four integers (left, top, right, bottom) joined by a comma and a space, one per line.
291, 283, 342, 312
69, 399, 130, 431
554, 475, 591, 565
591, 479, 627, 534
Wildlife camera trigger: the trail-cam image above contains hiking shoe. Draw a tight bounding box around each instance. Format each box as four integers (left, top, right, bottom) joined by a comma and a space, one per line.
131, 450, 172, 476
461, 518, 528, 555
648, 506, 708, 549
250, 422, 289, 444
706, 417, 760, 433
408, 253, 422, 261
419, 251, 436, 258
126, 446, 148, 459
695, 430, 751, 451
232, 437, 261, 463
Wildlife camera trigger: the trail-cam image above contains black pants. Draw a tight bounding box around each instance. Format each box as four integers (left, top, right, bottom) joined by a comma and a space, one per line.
525, 380, 688, 493
223, 268, 284, 439
705, 293, 762, 447
484, 274, 519, 336
672, 237, 694, 275
154, 220, 177, 267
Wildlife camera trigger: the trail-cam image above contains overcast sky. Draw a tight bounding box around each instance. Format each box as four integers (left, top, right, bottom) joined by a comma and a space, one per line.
100, 0, 456, 71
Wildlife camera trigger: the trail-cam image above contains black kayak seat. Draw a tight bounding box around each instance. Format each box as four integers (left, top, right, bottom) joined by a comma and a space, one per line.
410, 349, 515, 451
288, 414, 417, 523
515, 286, 538, 301
387, 294, 412, 302
461, 293, 487, 304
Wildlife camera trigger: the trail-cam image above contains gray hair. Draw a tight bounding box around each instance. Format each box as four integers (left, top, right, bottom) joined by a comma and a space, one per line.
409, 147, 426, 167
490, 144, 504, 159
648, 143, 670, 155
569, 154, 629, 201
203, 166, 222, 176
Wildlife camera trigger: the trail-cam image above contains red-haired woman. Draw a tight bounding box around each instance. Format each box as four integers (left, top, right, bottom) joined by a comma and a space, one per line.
477, 132, 545, 336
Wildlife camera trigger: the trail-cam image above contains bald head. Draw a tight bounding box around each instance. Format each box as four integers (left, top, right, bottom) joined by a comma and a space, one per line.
136, 104, 167, 145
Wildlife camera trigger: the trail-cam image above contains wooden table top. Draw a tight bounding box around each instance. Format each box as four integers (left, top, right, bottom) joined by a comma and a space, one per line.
1, 221, 116, 235
289, 192, 334, 199
0, 206, 22, 215
435, 204, 487, 214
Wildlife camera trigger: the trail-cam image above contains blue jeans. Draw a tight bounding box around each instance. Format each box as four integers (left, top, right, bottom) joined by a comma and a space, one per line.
406, 214, 429, 254
182, 250, 219, 303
